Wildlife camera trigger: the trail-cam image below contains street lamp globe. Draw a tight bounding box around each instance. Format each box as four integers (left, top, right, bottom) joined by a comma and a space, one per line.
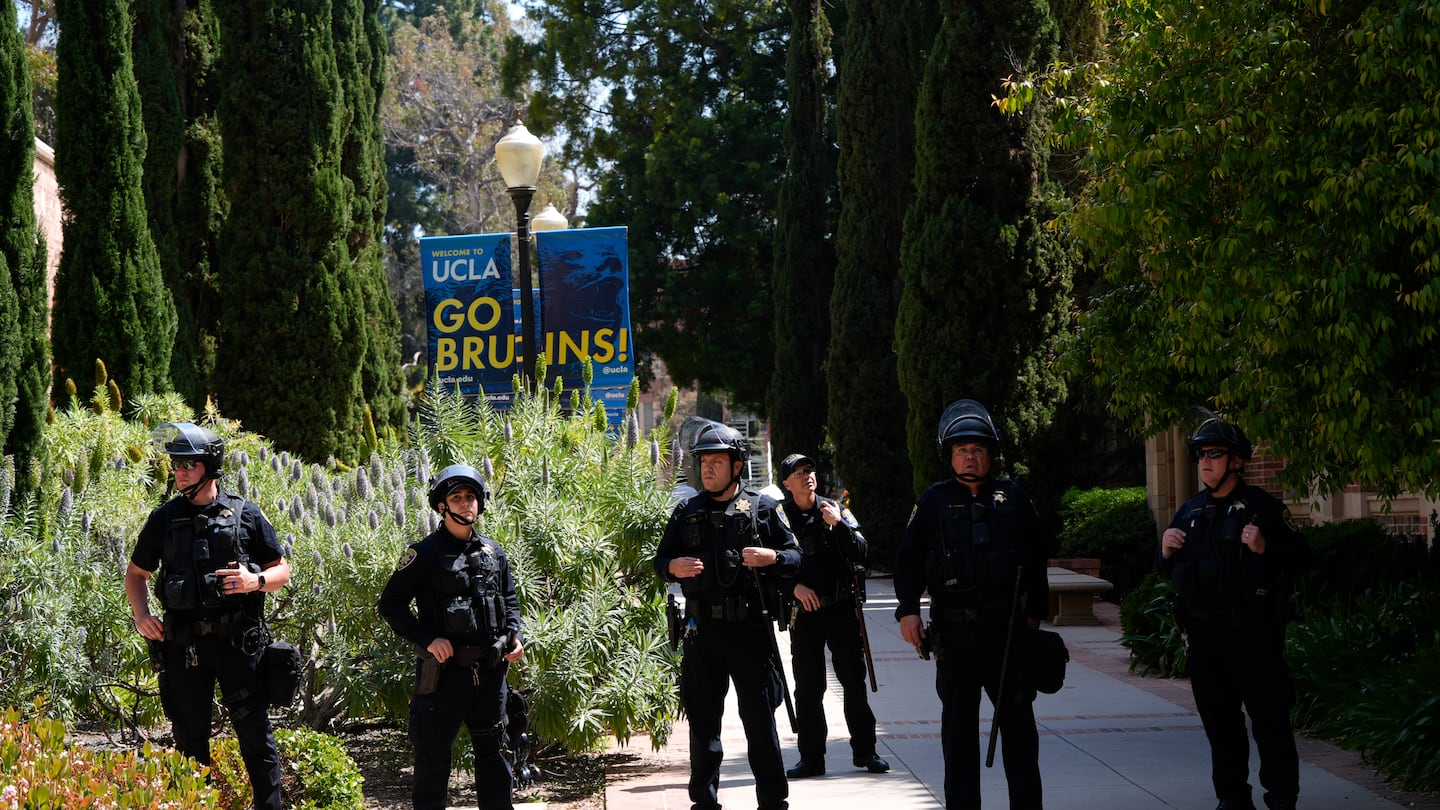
495, 123, 544, 189
532, 204, 568, 232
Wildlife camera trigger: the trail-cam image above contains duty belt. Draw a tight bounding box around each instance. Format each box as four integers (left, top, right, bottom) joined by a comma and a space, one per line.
689, 595, 760, 622
932, 602, 1008, 625
191, 612, 245, 637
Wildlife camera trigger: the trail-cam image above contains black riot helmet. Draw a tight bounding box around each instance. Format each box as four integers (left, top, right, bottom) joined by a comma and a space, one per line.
936, 399, 1002, 460
153, 421, 225, 478
690, 421, 748, 462
428, 463, 491, 514
1185, 416, 1253, 461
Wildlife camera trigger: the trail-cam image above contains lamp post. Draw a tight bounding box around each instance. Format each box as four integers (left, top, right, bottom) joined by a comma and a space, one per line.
495, 122, 545, 391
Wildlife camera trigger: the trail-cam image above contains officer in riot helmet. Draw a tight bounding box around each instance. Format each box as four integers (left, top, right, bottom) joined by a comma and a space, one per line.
894, 399, 1050, 810
778, 452, 888, 779
379, 463, 524, 810
654, 420, 801, 810
1159, 413, 1311, 810
125, 422, 292, 810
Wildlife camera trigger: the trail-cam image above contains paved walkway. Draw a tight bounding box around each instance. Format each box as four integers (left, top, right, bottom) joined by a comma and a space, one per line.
604, 577, 1440, 809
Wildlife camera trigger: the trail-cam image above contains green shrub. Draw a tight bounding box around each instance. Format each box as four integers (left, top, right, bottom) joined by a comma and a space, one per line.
1340, 641, 1440, 792
1056, 486, 1157, 599
1117, 571, 1187, 677
0, 705, 218, 807
0, 373, 679, 758
212, 727, 364, 809
1299, 519, 1436, 608
1286, 583, 1440, 791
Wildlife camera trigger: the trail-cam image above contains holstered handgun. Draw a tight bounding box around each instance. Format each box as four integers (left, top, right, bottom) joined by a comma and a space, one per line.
486, 632, 516, 669
413, 643, 446, 694
666, 593, 685, 651
918, 621, 945, 661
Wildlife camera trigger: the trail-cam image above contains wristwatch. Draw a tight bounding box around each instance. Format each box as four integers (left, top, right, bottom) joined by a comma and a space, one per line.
257, 574, 267, 591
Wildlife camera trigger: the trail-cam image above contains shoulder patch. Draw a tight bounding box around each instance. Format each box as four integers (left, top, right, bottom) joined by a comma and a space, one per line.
395, 548, 418, 571
906, 504, 917, 527
840, 507, 859, 529
776, 506, 791, 530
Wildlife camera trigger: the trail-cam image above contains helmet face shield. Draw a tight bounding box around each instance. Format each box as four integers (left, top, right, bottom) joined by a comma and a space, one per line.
1185, 416, 1252, 461
428, 464, 491, 513
152, 422, 224, 475
936, 399, 1001, 459
689, 421, 747, 457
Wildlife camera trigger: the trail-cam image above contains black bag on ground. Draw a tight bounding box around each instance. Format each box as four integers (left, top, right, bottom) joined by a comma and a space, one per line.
1028, 627, 1069, 694
263, 639, 304, 707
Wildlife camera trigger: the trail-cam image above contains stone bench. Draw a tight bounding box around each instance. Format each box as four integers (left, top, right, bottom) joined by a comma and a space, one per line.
1046, 567, 1114, 626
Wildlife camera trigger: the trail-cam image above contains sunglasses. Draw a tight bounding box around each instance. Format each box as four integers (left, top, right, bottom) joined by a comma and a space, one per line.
173, 458, 201, 470
1198, 448, 1230, 460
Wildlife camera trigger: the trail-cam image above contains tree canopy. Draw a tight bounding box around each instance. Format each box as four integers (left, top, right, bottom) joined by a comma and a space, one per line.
895, 0, 1070, 492
767, 0, 835, 463
1, 0, 48, 470
1063, 0, 1440, 496
50, 0, 176, 400
506, 0, 788, 409
827, 0, 923, 560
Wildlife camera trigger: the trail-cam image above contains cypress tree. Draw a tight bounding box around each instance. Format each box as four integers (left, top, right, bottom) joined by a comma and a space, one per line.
827, 0, 919, 561
768, 0, 835, 463
895, 0, 1070, 492
1, 0, 48, 469
132, 0, 225, 404
335, 0, 404, 434
51, 0, 176, 400
213, 0, 366, 462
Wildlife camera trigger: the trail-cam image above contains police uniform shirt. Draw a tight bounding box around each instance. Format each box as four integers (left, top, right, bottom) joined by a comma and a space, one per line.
131, 491, 283, 614
1159, 482, 1310, 613
782, 496, 866, 596
653, 487, 801, 591
378, 527, 522, 649
894, 477, 1049, 624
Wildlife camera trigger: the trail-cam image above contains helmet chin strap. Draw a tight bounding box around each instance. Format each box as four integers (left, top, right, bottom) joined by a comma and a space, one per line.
179, 471, 220, 501
704, 479, 735, 497
955, 472, 987, 484
1204, 466, 1240, 494
442, 506, 476, 527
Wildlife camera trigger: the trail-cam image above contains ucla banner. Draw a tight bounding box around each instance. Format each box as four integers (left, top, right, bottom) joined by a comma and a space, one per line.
421, 233, 518, 405
536, 226, 634, 396
422, 227, 634, 416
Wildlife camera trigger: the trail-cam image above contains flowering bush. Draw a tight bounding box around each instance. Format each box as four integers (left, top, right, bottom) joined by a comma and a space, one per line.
0, 705, 217, 808
1, 364, 681, 760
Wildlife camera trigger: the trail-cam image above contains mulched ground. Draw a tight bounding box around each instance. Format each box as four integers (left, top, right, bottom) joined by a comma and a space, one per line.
335, 719, 613, 809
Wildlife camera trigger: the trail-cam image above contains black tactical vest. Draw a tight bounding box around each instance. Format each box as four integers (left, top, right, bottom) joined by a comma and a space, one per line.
928, 484, 1025, 606
424, 537, 508, 643
677, 491, 763, 603
156, 492, 255, 614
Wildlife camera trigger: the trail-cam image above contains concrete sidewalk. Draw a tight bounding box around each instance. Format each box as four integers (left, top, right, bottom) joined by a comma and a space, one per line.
605, 577, 1440, 809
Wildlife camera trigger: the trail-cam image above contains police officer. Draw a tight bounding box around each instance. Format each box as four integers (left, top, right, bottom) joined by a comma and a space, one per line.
894, 400, 1050, 810
378, 463, 525, 810
654, 421, 801, 810
1159, 416, 1311, 810
776, 452, 888, 779
124, 422, 291, 810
